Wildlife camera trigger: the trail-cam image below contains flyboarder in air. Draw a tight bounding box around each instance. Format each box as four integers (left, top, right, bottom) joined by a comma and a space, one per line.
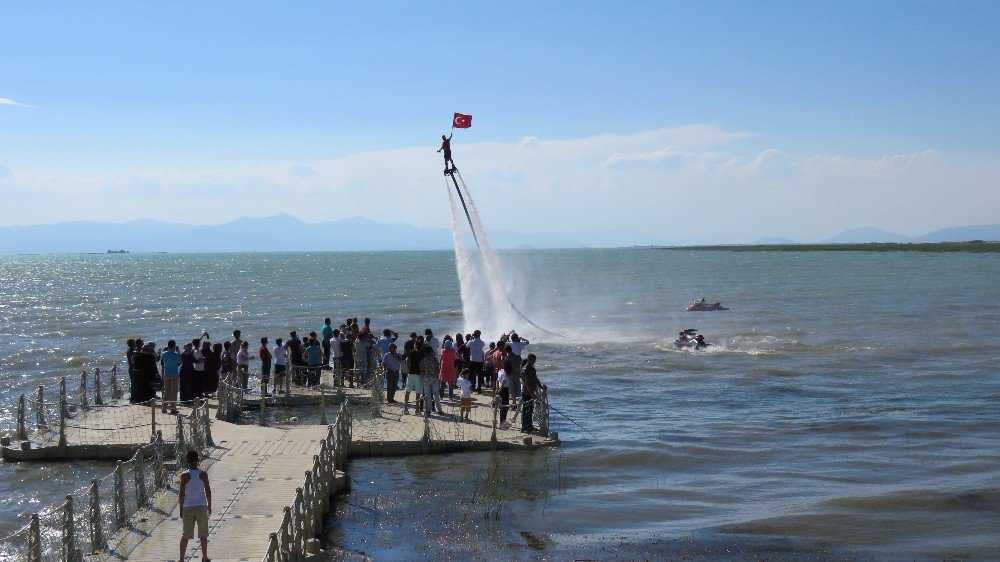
437, 133, 455, 174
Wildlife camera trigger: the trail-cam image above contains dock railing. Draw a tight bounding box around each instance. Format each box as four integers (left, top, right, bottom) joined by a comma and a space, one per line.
263, 399, 350, 562
0, 401, 213, 562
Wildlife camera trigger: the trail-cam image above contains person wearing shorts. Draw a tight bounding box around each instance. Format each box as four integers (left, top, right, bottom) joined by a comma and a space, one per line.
457, 370, 473, 421
272, 338, 286, 394
179, 450, 212, 562
160, 340, 181, 414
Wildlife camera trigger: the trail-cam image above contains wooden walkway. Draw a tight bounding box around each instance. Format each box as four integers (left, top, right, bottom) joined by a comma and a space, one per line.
122, 423, 340, 562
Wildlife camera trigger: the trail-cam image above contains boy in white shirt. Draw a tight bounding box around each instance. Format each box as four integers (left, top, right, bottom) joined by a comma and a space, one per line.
496, 369, 511, 428
273, 338, 287, 394
457, 369, 473, 421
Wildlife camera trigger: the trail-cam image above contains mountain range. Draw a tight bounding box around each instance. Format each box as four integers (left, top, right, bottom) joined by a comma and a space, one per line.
0, 215, 996, 254
0, 214, 653, 254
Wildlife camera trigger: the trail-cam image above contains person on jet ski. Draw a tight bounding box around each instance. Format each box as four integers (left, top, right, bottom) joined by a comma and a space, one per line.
694, 334, 708, 349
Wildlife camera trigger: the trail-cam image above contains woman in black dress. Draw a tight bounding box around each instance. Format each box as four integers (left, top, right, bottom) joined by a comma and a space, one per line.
179, 343, 198, 402
201, 341, 220, 396
132, 342, 158, 403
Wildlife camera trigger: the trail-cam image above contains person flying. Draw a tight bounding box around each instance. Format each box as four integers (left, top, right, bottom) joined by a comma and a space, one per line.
437, 133, 454, 173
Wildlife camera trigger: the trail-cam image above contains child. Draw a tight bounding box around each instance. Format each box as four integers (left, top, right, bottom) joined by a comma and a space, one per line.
496, 368, 510, 429
457, 369, 473, 421
178, 450, 212, 562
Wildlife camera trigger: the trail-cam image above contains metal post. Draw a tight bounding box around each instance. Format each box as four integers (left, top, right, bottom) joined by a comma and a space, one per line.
540, 387, 549, 435
259, 389, 268, 426
62, 495, 76, 562
371, 376, 381, 417
133, 454, 146, 507
215, 382, 226, 421
111, 364, 123, 400
94, 368, 104, 405
302, 473, 313, 539
37, 385, 46, 430
150, 400, 157, 442
80, 371, 89, 410
191, 405, 202, 452
28, 514, 42, 562
293, 488, 305, 556
202, 404, 214, 447
319, 385, 327, 425
176, 415, 186, 467
17, 394, 27, 440
154, 432, 165, 490
491, 402, 498, 448
89, 478, 104, 553
59, 393, 68, 447
280, 507, 292, 561
114, 462, 126, 531
422, 414, 431, 453
284, 367, 291, 398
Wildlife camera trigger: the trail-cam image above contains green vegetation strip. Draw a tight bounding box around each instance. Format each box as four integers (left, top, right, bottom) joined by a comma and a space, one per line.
642, 242, 1000, 253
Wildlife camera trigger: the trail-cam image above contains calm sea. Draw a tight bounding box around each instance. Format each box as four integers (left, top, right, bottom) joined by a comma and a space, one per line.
1, 250, 998, 560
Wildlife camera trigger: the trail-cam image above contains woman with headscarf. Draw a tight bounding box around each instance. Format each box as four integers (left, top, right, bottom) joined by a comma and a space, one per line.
179, 343, 199, 402
202, 341, 220, 396
132, 342, 159, 403
439, 339, 458, 399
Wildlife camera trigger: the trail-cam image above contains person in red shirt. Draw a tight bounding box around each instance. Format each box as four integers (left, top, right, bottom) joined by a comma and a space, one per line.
437, 133, 454, 173
258, 337, 272, 395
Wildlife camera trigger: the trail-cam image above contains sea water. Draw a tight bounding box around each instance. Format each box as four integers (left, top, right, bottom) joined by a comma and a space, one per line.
0, 250, 997, 560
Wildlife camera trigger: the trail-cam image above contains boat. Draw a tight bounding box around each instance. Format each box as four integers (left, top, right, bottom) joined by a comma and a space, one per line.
674, 329, 710, 349
687, 298, 729, 311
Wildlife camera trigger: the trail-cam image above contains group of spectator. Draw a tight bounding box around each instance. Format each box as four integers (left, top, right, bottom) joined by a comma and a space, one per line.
125, 317, 546, 434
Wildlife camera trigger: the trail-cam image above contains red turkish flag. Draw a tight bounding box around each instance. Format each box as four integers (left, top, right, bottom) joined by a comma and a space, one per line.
453, 113, 472, 128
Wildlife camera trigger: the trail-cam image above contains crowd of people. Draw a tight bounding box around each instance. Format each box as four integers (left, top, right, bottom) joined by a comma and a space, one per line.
126, 317, 547, 434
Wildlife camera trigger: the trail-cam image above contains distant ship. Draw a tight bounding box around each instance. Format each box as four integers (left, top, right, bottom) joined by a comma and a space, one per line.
106, 249, 129, 254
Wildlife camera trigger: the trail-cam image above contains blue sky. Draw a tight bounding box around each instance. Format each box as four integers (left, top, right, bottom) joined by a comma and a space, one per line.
1, 2, 998, 242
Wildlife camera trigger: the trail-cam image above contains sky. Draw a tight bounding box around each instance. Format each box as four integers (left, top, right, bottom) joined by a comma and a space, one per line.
1, 1, 998, 243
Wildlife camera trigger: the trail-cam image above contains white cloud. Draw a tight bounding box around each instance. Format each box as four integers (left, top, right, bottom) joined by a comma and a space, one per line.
0, 128, 993, 243
0, 98, 29, 108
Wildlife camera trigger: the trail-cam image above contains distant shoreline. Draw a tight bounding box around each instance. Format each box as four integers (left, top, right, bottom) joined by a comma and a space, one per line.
637, 241, 1000, 253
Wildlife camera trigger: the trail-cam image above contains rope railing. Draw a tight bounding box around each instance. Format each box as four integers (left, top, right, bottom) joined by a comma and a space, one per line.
0, 402, 212, 562
14, 377, 213, 449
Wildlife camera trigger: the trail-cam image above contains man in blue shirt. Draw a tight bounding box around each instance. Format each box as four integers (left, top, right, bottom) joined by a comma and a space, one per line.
160, 340, 181, 414
321, 318, 335, 366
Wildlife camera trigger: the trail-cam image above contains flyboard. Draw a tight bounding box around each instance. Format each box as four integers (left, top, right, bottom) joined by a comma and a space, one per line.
443, 164, 563, 339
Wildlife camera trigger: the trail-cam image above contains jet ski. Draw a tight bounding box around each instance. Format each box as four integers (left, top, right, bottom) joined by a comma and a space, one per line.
674, 329, 710, 349
687, 298, 729, 311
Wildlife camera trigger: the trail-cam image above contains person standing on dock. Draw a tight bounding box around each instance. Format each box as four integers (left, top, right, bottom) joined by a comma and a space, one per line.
420, 344, 443, 416
273, 338, 286, 393
402, 339, 422, 414
230, 329, 244, 377
382, 343, 402, 403
236, 341, 252, 390
179, 449, 212, 562
160, 340, 180, 414
126, 339, 137, 402
259, 337, 272, 395
467, 330, 486, 394
321, 318, 334, 366
287, 331, 303, 384
496, 367, 511, 428
305, 338, 323, 386
521, 353, 545, 434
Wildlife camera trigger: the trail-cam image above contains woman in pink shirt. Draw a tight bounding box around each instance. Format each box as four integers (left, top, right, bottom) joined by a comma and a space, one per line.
439, 339, 458, 399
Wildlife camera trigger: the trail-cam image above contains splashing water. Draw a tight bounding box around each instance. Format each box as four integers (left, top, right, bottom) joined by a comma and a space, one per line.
445, 173, 554, 340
